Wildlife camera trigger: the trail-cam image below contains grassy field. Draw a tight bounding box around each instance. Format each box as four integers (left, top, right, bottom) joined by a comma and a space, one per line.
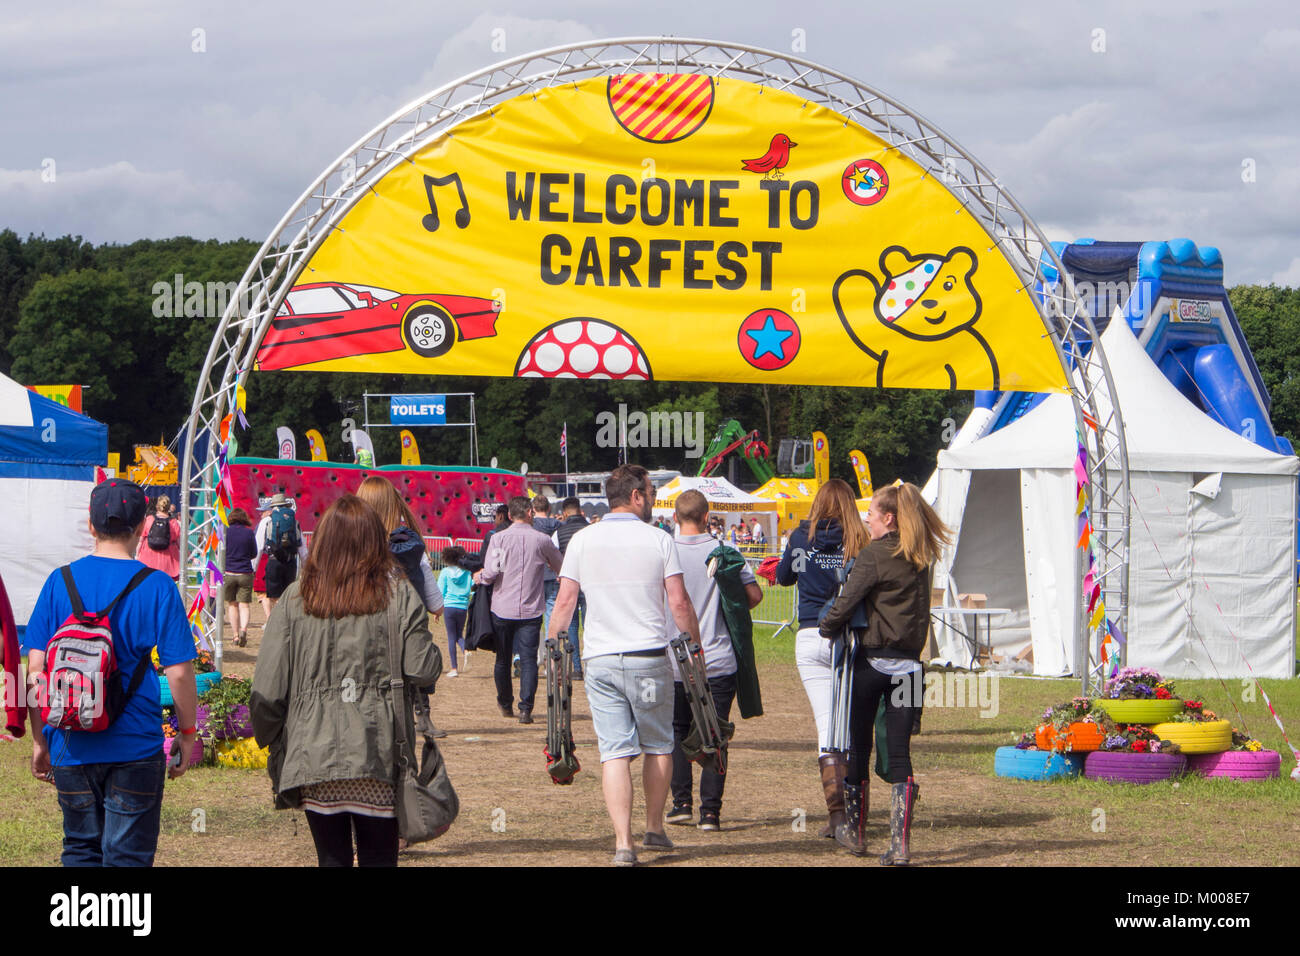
3, 622, 1298, 866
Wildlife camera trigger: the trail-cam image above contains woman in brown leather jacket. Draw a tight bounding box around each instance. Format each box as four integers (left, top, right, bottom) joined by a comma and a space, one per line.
819, 482, 950, 865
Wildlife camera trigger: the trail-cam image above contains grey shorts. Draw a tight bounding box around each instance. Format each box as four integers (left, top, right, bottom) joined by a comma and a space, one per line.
583, 652, 674, 762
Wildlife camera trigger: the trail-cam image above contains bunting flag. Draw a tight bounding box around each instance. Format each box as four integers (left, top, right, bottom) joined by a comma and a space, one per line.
1073, 453, 1088, 488
1076, 516, 1091, 550
1076, 486, 1087, 515
1089, 600, 1105, 630
1107, 618, 1126, 646
206, 561, 224, 584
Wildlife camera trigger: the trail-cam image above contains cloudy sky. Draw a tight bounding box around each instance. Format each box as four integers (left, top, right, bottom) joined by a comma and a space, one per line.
3, 0, 1297, 285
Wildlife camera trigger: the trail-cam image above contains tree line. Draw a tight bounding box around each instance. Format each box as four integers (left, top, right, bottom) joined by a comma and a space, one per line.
2, 230, 1296, 488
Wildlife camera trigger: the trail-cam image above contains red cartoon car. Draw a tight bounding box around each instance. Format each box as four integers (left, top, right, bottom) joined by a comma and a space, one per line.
255, 282, 500, 370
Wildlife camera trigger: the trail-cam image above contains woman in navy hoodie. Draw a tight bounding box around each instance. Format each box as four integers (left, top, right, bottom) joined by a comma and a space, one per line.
775, 479, 869, 840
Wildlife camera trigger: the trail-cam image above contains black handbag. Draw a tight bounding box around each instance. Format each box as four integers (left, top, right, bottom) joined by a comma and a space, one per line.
386, 601, 458, 843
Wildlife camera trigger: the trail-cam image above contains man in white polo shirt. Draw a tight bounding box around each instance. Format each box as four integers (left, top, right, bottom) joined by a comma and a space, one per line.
546, 464, 701, 867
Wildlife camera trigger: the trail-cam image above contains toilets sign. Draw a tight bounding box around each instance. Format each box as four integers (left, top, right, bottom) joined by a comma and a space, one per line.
390, 394, 447, 425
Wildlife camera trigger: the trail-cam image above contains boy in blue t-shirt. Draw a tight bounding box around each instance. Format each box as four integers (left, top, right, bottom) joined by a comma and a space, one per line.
26, 478, 197, 866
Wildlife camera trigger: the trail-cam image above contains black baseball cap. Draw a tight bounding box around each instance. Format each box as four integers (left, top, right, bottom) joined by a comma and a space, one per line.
89, 479, 148, 534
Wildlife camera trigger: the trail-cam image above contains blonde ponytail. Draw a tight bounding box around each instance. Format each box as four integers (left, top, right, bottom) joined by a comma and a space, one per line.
875, 483, 951, 570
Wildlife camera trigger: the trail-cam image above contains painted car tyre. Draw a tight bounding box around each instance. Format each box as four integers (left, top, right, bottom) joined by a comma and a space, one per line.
1094, 698, 1183, 724
160, 670, 221, 708
162, 734, 204, 768
515, 318, 651, 380
1083, 750, 1188, 784
994, 746, 1084, 781
1186, 749, 1281, 779
404, 304, 457, 358
1035, 721, 1106, 753
1148, 719, 1233, 755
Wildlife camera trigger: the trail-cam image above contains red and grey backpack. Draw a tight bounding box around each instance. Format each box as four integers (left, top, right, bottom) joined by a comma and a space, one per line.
41, 565, 155, 733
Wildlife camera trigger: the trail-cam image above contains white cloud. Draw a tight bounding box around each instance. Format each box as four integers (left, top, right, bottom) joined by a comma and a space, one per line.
1269, 257, 1300, 288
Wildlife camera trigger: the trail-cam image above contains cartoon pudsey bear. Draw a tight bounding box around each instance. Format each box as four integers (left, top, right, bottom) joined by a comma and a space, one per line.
832, 245, 999, 390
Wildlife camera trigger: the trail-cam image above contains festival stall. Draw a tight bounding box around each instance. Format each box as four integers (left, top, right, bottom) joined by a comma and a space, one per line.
0, 372, 106, 628
654, 475, 779, 541
933, 318, 1298, 678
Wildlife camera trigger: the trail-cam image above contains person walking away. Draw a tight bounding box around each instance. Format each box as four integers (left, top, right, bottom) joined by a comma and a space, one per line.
550, 496, 588, 680
224, 508, 258, 646
135, 494, 182, 581
530, 495, 561, 672
774, 479, 869, 839
438, 546, 474, 676
663, 490, 762, 832
819, 483, 949, 864
482, 503, 509, 550
356, 476, 445, 738
546, 465, 702, 866
252, 494, 441, 867
26, 478, 198, 866
255, 491, 306, 620
474, 496, 563, 724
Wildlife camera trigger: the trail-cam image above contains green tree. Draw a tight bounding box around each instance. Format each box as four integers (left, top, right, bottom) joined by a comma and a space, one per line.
1230, 284, 1300, 449
11, 270, 137, 434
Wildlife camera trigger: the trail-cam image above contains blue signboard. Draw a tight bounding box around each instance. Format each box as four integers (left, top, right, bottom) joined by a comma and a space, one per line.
390, 394, 447, 425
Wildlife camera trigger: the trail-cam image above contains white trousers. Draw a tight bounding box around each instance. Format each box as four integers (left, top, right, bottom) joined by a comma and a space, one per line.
794, 627, 834, 755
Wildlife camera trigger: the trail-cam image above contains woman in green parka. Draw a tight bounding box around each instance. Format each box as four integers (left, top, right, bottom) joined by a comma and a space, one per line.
252, 494, 441, 867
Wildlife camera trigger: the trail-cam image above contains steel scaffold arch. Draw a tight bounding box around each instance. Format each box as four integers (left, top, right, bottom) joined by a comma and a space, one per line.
182, 37, 1129, 687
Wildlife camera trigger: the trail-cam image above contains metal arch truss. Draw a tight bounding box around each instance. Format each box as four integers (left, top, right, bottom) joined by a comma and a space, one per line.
181, 37, 1129, 683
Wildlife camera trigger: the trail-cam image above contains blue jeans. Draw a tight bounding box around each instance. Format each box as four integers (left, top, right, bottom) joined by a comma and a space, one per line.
53, 752, 167, 866
543, 580, 585, 676
493, 614, 542, 713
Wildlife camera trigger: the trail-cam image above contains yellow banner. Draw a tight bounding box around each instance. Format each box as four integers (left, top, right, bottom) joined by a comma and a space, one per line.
260, 75, 1066, 392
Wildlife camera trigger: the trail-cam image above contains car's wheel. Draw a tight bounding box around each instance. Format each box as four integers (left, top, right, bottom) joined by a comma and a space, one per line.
993, 746, 1084, 781
403, 304, 456, 358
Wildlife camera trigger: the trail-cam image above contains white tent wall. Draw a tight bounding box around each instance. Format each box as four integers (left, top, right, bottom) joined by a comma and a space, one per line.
935, 468, 1074, 675
0, 475, 95, 624
1020, 467, 1076, 676
1126, 471, 1295, 679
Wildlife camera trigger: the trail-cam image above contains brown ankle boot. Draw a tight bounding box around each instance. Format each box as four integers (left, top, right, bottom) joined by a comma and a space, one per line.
817, 754, 847, 838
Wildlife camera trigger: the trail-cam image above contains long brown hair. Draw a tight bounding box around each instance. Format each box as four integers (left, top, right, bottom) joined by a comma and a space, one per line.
299, 494, 393, 618
872, 483, 951, 570
805, 478, 869, 557
355, 475, 423, 535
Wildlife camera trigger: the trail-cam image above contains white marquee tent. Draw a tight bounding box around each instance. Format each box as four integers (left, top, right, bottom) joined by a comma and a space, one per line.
932, 318, 1298, 678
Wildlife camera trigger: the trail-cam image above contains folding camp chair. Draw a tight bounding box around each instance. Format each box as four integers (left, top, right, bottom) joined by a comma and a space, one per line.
543, 637, 580, 784
669, 633, 735, 775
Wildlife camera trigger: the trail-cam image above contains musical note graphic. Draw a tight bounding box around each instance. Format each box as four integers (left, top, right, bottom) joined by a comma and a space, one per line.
421, 172, 471, 232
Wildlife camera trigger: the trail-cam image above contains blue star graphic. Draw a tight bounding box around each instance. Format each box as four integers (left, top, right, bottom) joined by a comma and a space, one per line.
746, 314, 794, 360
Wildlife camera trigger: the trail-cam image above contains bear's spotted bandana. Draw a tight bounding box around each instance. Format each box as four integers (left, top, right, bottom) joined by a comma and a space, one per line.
878, 258, 942, 322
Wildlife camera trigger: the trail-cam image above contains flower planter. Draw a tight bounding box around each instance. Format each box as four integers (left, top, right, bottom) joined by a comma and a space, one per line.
1187, 750, 1281, 780
1084, 750, 1187, 784
994, 746, 1084, 781
1035, 721, 1107, 753
197, 703, 254, 740
215, 737, 270, 769
162, 735, 204, 768
1148, 719, 1232, 755
1094, 698, 1182, 724
159, 670, 221, 708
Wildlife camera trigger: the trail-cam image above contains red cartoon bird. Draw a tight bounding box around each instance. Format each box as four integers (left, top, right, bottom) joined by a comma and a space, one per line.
742, 133, 798, 180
